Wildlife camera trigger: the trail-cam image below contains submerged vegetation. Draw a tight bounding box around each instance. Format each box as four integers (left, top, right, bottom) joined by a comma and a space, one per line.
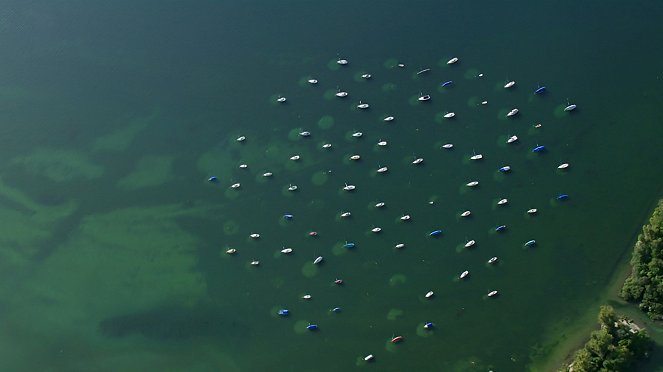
566, 306, 650, 371
621, 199, 663, 319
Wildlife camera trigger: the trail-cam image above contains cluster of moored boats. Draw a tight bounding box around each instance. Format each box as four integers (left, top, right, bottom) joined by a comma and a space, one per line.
215, 55, 577, 363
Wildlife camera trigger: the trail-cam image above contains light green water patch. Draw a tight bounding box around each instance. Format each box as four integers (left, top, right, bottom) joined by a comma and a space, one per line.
223, 188, 241, 200
223, 220, 239, 236
91, 114, 154, 153
12, 148, 104, 182
301, 262, 319, 278
323, 89, 339, 100
327, 59, 343, 71
415, 323, 434, 338
388, 274, 407, 286
317, 115, 335, 129
381, 83, 397, 93
311, 171, 329, 186
117, 155, 174, 190
382, 58, 400, 69
462, 68, 480, 80
331, 242, 350, 256
0, 177, 77, 266
196, 147, 237, 186
466, 96, 486, 108
294, 320, 312, 334
553, 104, 575, 118
386, 308, 404, 321
5, 204, 206, 349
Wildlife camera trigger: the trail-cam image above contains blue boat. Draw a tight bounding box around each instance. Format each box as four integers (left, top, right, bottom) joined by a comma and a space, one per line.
499, 166, 511, 173
524, 240, 537, 247
278, 309, 289, 316
343, 242, 356, 249
429, 229, 443, 237
495, 225, 507, 232
424, 322, 434, 329
534, 86, 546, 94
440, 80, 453, 87
331, 307, 342, 313
532, 145, 546, 153
557, 194, 569, 200
306, 324, 319, 331
207, 176, 219, 183
283, 213, 294, 220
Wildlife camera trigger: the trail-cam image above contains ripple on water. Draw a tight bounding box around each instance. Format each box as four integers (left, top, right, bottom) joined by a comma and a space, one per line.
326, 59, 341, 71
463, 68, 481, 80
382, 57, 399, 69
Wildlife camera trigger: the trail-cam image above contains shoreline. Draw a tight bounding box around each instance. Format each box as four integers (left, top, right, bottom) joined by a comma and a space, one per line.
531, 196, 663, 371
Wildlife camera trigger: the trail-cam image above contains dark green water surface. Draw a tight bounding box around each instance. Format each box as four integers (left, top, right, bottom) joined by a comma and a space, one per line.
0, 1, 662, 371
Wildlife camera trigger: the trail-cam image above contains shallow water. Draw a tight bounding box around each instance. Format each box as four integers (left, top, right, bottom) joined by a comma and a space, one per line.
0, 1, 662, 371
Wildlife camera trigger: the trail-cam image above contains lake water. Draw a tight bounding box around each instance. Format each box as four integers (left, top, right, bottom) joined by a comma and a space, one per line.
1, 1, 662, 371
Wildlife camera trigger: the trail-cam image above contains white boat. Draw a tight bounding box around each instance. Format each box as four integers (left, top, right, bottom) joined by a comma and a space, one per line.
299, 131, 310, 137
470, 154, 483, 160
507, 135, 518, 143
322, 143, 332, 149
236, 136, 246, 142
377, 166, 388, 173
302, 294, 312, 300
250, 233, 260, 239
277, 96, 287, 103
400, 215, 411, 221
488, 290, 498, 297
534, 123, 542, 128
527, 208, 538, 214
467, 181, 479, 187
308, 79, 318, 84
447, 57, 459, 65
377, 140, 388, 146
506, 108, 519, 117
425, 291, 434, 298
504, 80, 516, 89
444, 112, 456, 118
416, 68, 431, 75
230, 183, 241, 189
350, 154, 361, 160
564, 104, 577, 111
371, 227, 382, 233
375, 202, 385, 208
364, 354, 374, 362
281, 248, 293, 254
442, 143, 454, 149
460, 270, 469, 279
395, 243, 405, 249
499, 166, 511, 172
343, 184, 356, 191
313, 256, 323, 264
488, 256, 498, 264
461, 210, 471, 217
481, 100, 488, 105
250, 260, 260, 266
418, 94, 431, 101
412, 157, 424, 165
357, 101, 369, 109
239, 164, 248, 169
383, 116, 395, 122
558, 163, 570, 169
226, 248, 237, 255
464, 240, 476, 248
352, 132, 363, 138
497, 198, 508, 205
290, 155, 300, 161
288, 184, 298, 191
341, 212, 351, 218
397, 63, 405, 68
335, 90, 348, 97
337, 58, 348, 65
361, 73, 371, 79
